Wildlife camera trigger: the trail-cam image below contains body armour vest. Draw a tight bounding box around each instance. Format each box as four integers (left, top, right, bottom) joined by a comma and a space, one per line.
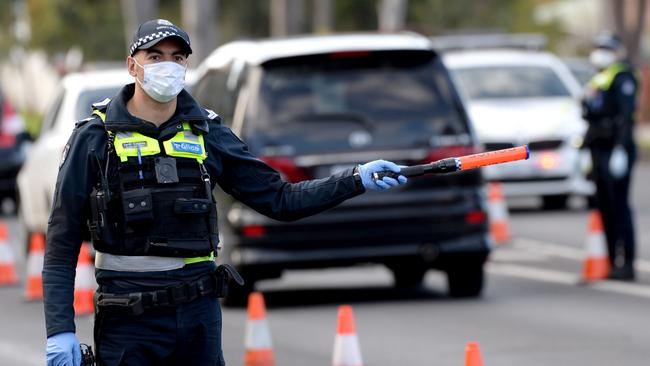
88, 106, 218, 259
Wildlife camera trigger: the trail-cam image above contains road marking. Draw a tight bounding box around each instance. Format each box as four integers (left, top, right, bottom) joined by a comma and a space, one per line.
511, 237, 650, 273
487, 262, 650, 300
0, 341, 42, 366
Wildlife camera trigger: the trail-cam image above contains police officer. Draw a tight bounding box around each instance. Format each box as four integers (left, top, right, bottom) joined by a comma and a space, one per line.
582, 33, 637, 281
44, 19, 407, 366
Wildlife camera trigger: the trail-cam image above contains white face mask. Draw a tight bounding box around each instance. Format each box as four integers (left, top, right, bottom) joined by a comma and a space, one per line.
133, 59, 186, 103
589, 49, 617, 69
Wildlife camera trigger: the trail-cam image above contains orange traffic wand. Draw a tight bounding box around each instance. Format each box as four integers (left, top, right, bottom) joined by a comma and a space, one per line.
373, 145, 529, 180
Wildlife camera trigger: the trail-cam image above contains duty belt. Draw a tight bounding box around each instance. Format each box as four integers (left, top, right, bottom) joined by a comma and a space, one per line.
95, 264, 244, 315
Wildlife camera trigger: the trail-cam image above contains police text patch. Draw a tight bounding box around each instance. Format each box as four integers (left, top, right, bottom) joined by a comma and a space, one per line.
171, 142, 202, 154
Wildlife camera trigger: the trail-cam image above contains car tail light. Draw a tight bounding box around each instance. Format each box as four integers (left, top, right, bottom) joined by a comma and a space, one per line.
421, 145, 479, 164
242, 225, 266, 238
0, 133, 16, 148
465, 210, 487, 225
260, 156, 311, 183
537, 152, 559, 170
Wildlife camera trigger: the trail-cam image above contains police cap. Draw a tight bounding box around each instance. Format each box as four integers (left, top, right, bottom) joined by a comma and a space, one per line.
129, 19, 192, 56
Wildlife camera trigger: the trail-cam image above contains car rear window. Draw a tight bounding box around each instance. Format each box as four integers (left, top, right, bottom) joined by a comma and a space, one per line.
246, 50, 468, 154
75, 87, 121, 120
451, 66, 571, 100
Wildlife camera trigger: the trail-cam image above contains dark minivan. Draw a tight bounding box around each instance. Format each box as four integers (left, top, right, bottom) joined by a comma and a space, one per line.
194, 34, 490, 304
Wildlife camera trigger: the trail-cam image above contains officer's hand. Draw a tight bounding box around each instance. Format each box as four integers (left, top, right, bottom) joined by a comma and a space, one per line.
46, 332, 81, 366
358, 160, 407, 190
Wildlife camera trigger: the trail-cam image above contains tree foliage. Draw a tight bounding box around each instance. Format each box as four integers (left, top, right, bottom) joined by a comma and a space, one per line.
0, 0, 565, 62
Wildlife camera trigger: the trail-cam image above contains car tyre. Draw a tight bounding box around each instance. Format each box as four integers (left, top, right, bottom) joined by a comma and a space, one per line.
542, 194, 568, 210
390, 264, 427, 288
447, 264, 484, 298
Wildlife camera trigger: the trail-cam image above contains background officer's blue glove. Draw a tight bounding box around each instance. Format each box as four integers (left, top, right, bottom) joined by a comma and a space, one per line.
46, 332, 81, 366
358, 160, 407, 190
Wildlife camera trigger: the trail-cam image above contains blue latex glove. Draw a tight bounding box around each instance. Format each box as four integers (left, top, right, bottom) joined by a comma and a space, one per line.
46, 332, 81, 366
358, 160, 407, 190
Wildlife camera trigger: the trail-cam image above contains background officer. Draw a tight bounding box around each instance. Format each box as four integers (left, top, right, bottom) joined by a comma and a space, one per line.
582, 33, 638, 281
43, 19, 406, 366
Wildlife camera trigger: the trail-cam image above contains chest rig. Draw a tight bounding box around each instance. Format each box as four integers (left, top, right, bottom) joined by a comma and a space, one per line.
88, 107, 218, 259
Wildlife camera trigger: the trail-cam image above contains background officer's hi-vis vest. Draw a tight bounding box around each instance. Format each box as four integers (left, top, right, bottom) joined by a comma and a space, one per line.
88, 106, 217, 267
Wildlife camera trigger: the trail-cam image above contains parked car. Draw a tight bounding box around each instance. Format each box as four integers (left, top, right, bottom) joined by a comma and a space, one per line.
443, 48, 594, 209
562, 57, 597, 87
17, 69, 132, 247
193, 33, 490, 304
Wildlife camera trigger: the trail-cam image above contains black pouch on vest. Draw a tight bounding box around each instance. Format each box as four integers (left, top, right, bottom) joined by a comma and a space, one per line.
174, 198, 212, 214
122, 188, 154, 222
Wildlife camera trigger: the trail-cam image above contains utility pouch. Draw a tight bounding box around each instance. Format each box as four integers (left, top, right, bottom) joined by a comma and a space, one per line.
122, 188, 153, 222
95, 292, 144, 316
215, 264, 245, 298
174, 198, 212, 214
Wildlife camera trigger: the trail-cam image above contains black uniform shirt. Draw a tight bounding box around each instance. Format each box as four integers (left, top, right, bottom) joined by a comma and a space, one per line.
43, 84, 365, 337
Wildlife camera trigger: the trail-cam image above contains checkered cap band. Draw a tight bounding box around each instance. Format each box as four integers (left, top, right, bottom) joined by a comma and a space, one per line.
130, 31, 191, 55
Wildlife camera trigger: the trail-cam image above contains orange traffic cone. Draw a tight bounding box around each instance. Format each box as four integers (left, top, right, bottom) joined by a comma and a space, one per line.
487, 182, 511, 245
25, 233, 45, 301
332, 305, 363, 366
244, 292, 275, 366
0, 222, 18, 286
74, 243, 96, 316
582, 210, 610, 281
464, 342, 484, 366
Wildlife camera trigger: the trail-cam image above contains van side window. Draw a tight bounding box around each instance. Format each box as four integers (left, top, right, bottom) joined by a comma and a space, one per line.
195, 69, 235, 125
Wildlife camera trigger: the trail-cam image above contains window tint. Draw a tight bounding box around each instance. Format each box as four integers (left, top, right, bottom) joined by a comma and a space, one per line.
247, 51, 468, 152
75, 87, 121, 121
41, 89, 65, 132
452, 66, 571, 99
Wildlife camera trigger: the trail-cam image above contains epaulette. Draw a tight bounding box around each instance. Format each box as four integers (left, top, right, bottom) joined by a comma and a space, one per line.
91, 97, 111, 113
74, 116, 97, 128
204, 108, 221, 123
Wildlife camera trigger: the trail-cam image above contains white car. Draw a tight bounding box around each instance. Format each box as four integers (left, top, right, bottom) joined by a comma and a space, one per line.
443, 49, 594, 209
17, 69, 133, 243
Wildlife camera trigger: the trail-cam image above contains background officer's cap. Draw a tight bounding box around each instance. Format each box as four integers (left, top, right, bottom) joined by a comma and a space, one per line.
129, 19, 192, 56
593, 33, 624, 51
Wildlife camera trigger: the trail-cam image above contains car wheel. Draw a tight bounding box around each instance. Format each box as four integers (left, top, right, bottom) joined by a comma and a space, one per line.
447, 264, 484, 298
542, 195, 568, 210
221, 275, 255, 308
390, 265, 427, 288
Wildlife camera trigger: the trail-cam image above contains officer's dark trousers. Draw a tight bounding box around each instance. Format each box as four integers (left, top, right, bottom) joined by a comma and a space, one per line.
94, 294, 225, 366
590, 147, 636, 267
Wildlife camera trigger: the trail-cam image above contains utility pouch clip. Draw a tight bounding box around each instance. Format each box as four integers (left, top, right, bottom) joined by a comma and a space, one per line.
214, 264, 245, 298
174, 198, 212, 214
95, 292, 144, 316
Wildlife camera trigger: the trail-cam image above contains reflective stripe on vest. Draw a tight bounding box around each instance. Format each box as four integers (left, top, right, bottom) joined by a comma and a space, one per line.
91, 109, 214, 269
589, 63, 627, 91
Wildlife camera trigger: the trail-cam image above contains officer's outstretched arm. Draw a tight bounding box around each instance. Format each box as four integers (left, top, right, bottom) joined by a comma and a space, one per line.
206, 126, 405, 222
